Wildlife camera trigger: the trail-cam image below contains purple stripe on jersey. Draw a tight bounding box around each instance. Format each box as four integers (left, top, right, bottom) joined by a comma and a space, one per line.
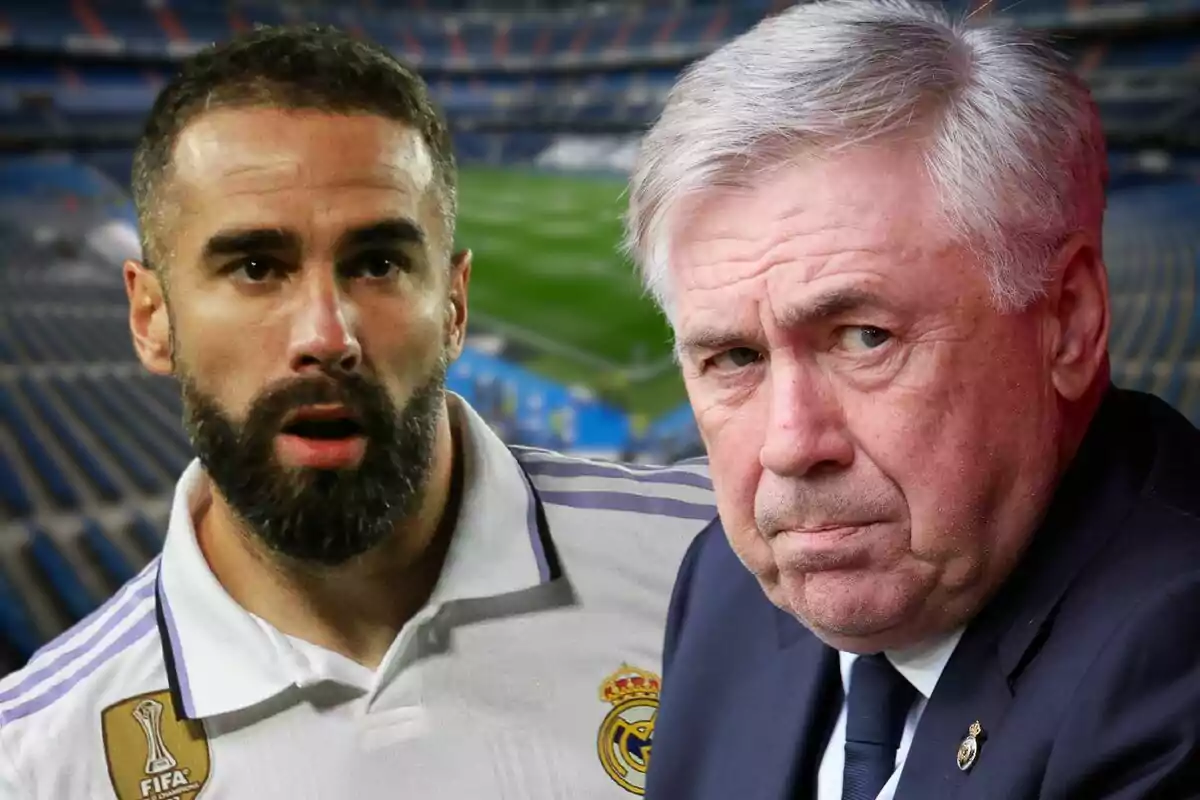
521, 467, 552, 584
1, 611, 156, 723
155, 572, 195, 718
1, 577, 156, 703
539, 490, 716, 521
521, 458, 713, 491
29, 560, 157, 663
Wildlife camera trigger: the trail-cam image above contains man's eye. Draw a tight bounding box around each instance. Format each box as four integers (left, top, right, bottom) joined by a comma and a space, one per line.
838, 326, 893, 351
229, 257, 280, 282
346, 252, 410, 279
709, 347, 763, 371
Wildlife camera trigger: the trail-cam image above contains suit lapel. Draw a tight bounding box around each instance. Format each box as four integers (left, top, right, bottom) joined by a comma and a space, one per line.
897, 387, 1150, 799
719, 610, 841, 800
894, 635, 1013, 797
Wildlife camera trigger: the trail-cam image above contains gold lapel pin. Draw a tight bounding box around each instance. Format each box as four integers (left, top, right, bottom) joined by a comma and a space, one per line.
956, 721, 984, 772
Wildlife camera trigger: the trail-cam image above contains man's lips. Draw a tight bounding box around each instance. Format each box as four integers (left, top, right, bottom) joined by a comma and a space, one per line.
769, 523, 885, 571
281, 403, 361, 427
276, 404, 367, 468
765, 521, 882, 539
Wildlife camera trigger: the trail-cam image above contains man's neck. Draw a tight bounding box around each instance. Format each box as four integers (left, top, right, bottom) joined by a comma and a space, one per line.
195, 406, 461, 670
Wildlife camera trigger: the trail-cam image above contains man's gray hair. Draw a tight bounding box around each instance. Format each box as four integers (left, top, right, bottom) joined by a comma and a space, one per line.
624, 0, 1108, 318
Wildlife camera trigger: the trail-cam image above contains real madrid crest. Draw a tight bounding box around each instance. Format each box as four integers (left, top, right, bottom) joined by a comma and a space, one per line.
101, 690, 211, 800
596, 664, 661, 796
956, 720, 984, 772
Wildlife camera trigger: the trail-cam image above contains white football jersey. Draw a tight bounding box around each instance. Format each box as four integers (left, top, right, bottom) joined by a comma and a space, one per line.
0, 397, 715, 799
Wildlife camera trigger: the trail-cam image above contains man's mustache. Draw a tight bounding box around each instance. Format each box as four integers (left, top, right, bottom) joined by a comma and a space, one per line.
756, 486, 900, 537
246, 374, 381, 431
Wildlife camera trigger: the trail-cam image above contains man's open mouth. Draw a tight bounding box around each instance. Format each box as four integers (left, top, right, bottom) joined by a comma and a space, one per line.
281, 406, 365, 440
282, 416, 364, 439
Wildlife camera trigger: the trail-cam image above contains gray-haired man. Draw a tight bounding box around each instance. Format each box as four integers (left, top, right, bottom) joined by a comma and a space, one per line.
626, 1, 1200, 798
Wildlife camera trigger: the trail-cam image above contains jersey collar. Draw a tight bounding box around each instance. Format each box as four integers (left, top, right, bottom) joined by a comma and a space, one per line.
155, 394, 558, 721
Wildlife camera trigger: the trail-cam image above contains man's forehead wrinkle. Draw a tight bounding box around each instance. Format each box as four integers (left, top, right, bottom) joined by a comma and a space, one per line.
196, 151, 429, 189
173, 109, 434, 180
203, 171, 426, 198
682, 241, 895, 296
682, 208, 886, 265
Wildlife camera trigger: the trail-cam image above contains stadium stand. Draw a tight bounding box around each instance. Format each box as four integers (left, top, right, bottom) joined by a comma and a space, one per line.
0, 0, 1198, 673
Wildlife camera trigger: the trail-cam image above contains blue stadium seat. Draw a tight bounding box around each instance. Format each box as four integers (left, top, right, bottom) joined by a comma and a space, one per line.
96, 376, 191, 462
23, 314, 71, 364
0, 156, 119, 199
1151, 290, 1182, 357
127, 513, 165, 558
1162, 365, 1188, 407
101, 9, 173, 44
236, 4, 286, 28
1183, 299, 1200, 351
77, 63, 161, 87
26, 524, 98, 622
80, 518, 138, 587
17, 377, 123, 502
81, 149, 135, 189
175, 8, 236, 42
4, 315, 55, 364
0, 386, 81, 510
4, 4, 89, 48
584, 18, 625, 54
624, 14, 664, 49
0, 326, 15, 365
508, 20, 541, 55
86, 376, 190, 476
48, 376, 163, 493
1126, 295, 1160, 360
0, 449, 35, 518
460, 22, 494, 56
673, 8, 716, 44
0, 565, 44, 661
1103, 37, 1198, 69
0, 64, 59, 89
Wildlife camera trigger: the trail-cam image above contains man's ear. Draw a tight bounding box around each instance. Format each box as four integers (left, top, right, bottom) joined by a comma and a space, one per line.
445, 248, 471, 359
1044, 233, 1110, 401
125, 260, 172, 375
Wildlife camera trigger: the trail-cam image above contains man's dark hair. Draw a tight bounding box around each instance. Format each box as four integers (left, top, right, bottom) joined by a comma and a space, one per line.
131, 23, 456, 267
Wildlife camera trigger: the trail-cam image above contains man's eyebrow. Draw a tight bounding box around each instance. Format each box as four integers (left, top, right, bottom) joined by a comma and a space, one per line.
335, 218, 425, 251
674, 287, 893, 358
201, 228, 295, 259
777, 287, 890, 328
675, 328, 752, 359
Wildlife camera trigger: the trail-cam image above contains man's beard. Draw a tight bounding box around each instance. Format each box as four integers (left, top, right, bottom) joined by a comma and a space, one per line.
179, 359, 447, 567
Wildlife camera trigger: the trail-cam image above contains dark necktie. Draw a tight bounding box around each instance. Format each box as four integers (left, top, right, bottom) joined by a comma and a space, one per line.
841, 653, 918, 800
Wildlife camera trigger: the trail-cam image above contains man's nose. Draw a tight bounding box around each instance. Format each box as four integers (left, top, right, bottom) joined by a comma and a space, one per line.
286, 271, 362, 375
759, 359, 855, 478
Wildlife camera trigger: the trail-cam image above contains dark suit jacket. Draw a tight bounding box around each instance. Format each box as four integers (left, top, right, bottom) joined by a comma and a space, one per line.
647, 387, 1200, 799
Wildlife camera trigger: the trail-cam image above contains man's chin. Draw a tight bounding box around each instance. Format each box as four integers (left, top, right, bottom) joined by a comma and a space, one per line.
772, 568, 932, 652
248, 511, 393, 568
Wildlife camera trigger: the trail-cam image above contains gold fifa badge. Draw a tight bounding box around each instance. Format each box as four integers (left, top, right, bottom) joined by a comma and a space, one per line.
597, 664, 660, 796
101, 690, 211, 800
956, 720, 984, 772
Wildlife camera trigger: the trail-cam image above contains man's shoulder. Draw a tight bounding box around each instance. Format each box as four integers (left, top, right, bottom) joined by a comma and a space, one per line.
1114, 387, 1200, 519
1046, 389, 1200, 628
1034, 557, 1200, 794
1058, 495, 1200, 660
512, 446, 716, 531
511, 447, 716, 592
0, 560, 163, 759
1088, 389, 1200, 597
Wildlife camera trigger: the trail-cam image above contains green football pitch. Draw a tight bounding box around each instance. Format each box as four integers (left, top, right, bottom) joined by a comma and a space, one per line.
455, 167, 686, 418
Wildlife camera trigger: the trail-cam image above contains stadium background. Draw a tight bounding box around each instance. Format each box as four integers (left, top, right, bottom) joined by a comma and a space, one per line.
0, 0, 1197, 676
